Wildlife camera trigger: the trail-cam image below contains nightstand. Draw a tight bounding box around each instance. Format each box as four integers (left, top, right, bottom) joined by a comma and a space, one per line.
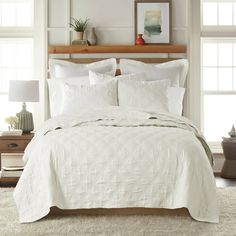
221, 141, 236, 179
0, 133, 34, 185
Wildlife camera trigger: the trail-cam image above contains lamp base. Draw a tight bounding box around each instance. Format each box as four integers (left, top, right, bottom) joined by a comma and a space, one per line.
15, 102, 34, 133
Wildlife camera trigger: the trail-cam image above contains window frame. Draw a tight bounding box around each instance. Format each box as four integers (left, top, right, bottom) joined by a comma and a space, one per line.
0, 0, 34, 91
0, 0, 35, 130
200, 0, 236, 152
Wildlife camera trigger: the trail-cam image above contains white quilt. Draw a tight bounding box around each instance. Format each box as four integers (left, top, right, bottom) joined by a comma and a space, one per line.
14, 107, 218, 223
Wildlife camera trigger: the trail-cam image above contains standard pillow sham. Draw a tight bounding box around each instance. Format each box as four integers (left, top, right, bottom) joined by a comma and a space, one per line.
48, 76, 89, 117
49, 58, 117, 79
118, 79, 170, 113
119, 59, 188, 87
60, 79, 118, 115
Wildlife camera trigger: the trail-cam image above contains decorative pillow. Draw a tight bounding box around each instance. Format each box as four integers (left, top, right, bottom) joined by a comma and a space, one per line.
60, 79, 118, 115
118, 79, 170, 113
49, 58, 117, 78
48, 76, 89, 117
119, 59, 189, 87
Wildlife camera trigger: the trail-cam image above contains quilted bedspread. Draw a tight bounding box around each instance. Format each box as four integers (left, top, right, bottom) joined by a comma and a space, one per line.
14, 107, 219, 223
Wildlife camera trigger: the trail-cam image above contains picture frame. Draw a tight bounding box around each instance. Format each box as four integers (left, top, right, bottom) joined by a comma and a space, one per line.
135, 0, 171, 44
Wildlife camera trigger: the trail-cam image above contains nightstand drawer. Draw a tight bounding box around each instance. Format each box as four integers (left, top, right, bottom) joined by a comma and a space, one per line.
0, 139, 30, 153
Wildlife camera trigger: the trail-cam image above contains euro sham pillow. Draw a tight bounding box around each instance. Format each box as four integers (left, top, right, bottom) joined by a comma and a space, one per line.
119, 59, 188, 87
118, 79, 170, 113
47, 76, 89, 117
156, 59, 189, 87
49, 58, 117, 79
60, 79, 118, 115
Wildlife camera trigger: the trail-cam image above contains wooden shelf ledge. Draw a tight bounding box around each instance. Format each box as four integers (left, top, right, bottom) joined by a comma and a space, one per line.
48, 45, 187, 54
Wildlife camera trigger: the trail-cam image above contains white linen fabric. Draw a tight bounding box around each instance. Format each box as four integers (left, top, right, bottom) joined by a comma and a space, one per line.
14, 107, 218, 224
48, 76, 89, 117
89, 70, 114, 84
167, 87, 185, 115
89, 70, 146, 85
118, 79, 170, 113
156, 59, 189, 87
60, 79, 118, 115
119, 59, 189, 87
118, 73, 185, 116
49, 58, 117, 78
89, 71, 185, 116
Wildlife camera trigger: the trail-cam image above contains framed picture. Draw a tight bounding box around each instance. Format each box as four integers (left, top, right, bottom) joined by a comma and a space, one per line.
135, 0, 171, 44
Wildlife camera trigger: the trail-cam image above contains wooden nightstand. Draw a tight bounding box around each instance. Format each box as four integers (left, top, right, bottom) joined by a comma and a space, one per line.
0, 133, 34, 185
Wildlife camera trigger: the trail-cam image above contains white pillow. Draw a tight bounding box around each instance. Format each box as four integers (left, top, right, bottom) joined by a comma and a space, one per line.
48, 76, 89, 117
119, 59, 188, 87
49, 58, 117, 78
60, 79, 118, 115
167, 87, 185, 115
89, 70, 146, 85
156, 59, 189, 87
89, 70, 114, 85
118, 79, 170, 113
89, 70, 185, 115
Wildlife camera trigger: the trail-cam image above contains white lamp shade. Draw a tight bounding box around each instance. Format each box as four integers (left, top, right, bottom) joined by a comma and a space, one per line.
8, 80, 39, 102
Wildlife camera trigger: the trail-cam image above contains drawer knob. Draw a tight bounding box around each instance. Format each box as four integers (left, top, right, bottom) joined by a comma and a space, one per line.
8, 143, 18, 148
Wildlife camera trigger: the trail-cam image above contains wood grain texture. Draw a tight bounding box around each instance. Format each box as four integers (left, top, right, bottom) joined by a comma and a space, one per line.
48, 45, 187, 54
0, 133, 34, 153
54, 58, 182, 64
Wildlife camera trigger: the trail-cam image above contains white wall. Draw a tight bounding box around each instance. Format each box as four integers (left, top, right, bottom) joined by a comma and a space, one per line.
47, 0, 189, 45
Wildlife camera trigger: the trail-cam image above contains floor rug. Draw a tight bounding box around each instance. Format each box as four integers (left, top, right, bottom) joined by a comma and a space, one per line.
0, 188, 235, 236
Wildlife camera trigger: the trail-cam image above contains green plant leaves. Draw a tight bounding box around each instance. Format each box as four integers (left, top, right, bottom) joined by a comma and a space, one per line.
69, 17, 90, 32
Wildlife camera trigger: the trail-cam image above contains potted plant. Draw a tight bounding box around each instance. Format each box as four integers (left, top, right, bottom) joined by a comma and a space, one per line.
69, 17, 90, 40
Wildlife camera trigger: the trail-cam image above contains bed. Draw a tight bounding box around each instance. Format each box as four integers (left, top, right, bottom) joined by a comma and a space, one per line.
13, 48, 219, 223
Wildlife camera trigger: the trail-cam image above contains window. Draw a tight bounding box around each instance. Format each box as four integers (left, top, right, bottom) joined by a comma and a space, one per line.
0, 0, 34, 130
201, 1, 236, 147
202, 1, 236, 27
0, 0, 33, 27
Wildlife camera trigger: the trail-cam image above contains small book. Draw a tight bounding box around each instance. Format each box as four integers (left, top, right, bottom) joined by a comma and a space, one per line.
0, 130, 23, 136
1, 170, 22, 178
2, 166, 24, 171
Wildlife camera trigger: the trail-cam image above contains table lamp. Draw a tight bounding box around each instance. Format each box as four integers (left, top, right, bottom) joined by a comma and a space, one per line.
8, 80, 39, 133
